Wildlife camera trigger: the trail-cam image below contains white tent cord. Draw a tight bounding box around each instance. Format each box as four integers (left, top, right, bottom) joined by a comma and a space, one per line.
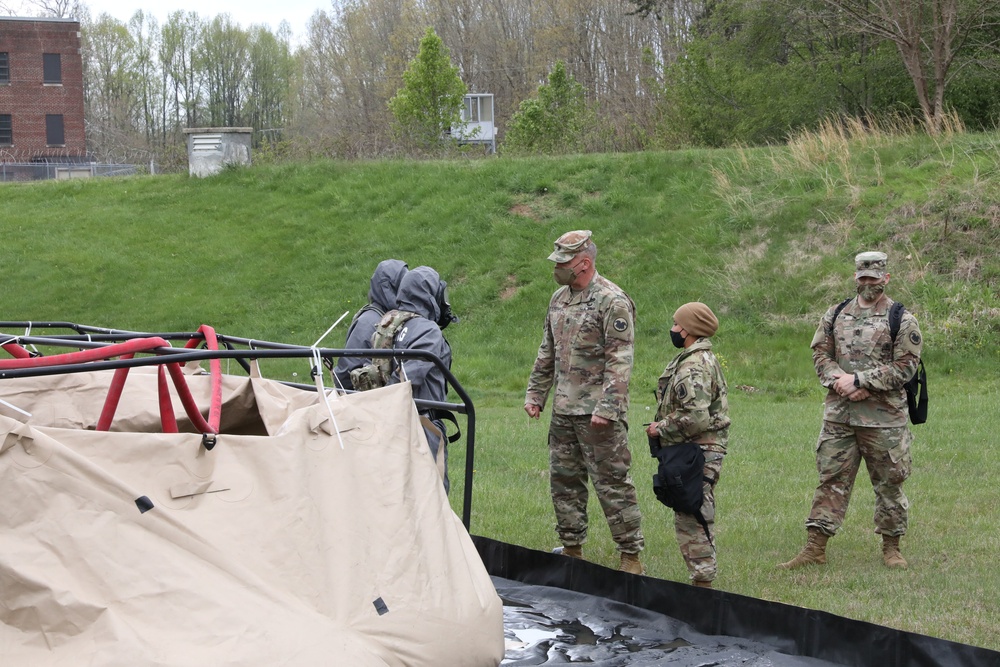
312, 346, 345, 450
0, 397, 31, 418
248, 340, 263, 378
313, 311, 350, 393
312, 311, 350, 348
24, 322, 39, 355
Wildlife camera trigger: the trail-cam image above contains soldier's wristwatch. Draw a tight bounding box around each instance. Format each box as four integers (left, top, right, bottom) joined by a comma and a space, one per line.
853, 374, 860, 388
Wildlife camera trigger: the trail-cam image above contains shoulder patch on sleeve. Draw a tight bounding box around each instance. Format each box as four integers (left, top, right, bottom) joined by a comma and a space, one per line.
613, 317, 628, 332
909, 331, 921, 346
676, 383, 688, 400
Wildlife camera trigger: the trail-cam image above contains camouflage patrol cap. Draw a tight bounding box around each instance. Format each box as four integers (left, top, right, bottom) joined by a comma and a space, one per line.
855, 251, 888, 278
548, 230, 593, 263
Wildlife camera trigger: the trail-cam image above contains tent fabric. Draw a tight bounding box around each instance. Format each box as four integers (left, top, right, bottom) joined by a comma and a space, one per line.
0, 371, 504, 666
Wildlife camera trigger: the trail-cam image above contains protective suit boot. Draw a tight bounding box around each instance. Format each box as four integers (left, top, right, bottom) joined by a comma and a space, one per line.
778, 528, 829, 569
882, 535, 907, 569
692, 579, 713, 589
618, 552, 644, 575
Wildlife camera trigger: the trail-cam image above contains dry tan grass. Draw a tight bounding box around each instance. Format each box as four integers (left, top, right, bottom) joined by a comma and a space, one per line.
499, 275, 520, 300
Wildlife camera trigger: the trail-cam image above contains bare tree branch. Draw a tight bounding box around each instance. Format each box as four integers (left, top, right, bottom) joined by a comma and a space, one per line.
820, 0, 1000, 134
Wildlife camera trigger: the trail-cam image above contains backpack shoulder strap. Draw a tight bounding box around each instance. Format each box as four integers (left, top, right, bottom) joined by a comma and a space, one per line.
372, 310, 419, 349
826, 298, 853, 335
352, 303, 384, 326
888, 301, 905, 343
345, 303, 384, 341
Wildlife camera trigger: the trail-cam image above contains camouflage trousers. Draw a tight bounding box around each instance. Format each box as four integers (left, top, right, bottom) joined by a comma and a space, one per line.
674, 450, 724, 583
806, 420, 912, 538
548, 413, 644, 554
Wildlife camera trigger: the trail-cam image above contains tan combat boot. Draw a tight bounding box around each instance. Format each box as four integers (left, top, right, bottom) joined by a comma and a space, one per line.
618, 552, 644, 575
692, 579, 713, 589
882, 535, 908, 569
777, 528, 830, 569
554, 545, 584, 559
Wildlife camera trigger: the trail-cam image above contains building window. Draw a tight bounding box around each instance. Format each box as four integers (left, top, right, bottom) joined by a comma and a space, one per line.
43, 53, 62, 84
0, 115, 11, 145
46, 114, 64, 145
0, 53, 9, 83
463, 97, 479, 122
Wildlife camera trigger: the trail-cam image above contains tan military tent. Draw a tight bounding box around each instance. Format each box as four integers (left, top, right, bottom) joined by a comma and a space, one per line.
0, 369, 504, 666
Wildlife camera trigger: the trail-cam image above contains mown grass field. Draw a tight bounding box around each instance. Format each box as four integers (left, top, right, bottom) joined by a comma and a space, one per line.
2, 125, 999, 650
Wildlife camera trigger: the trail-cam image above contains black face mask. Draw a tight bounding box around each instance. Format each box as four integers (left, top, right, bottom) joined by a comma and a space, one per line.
436, 281, 459, 330
670, 329, 687, 348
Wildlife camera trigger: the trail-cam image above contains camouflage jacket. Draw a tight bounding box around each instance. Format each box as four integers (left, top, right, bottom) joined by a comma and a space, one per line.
525, 273, 635, 422
811, 295, 922, 428
652, 338, 730, 451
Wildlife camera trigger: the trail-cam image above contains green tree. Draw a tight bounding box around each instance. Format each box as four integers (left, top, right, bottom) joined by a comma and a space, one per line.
160, 11, 205, 132
197, 15, 250, 128
819, 0, 1000, 134
503, 60, 586, 154
388, 27, 467, 149
657, 1, 916, 146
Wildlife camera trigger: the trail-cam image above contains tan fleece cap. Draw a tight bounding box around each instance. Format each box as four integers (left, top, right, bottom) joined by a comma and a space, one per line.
674, 302, 719, 337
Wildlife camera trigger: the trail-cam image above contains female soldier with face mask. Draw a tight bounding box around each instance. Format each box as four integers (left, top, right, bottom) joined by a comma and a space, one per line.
645, 302, 730, 588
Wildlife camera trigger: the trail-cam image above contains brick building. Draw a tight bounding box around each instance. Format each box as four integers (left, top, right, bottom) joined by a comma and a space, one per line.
0, 17, 86, 163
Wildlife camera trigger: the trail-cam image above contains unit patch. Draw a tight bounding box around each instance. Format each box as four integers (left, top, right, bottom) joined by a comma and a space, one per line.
909, 331, 921, 346
613, 318, 628, 332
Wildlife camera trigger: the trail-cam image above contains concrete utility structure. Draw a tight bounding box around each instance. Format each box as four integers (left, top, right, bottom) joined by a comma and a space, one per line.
0, 17, 86, 163
452, 93, 496, 153
183, 127, 253, 177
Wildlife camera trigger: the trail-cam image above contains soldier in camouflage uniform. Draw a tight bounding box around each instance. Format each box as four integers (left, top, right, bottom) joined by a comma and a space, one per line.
779, 251, 922, 570
646, 302, 729, 588
524, 230, 645, 575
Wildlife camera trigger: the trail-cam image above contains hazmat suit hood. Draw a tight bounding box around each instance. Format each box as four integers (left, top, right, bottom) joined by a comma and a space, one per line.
396, 266, 442, 323
369, 259, 409, 313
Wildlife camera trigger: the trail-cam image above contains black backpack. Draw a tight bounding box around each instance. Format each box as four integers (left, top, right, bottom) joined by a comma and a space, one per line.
831, 299, 928, 424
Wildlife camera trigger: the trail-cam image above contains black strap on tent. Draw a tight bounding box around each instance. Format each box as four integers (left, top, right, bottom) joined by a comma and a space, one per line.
430, 409, 462, 443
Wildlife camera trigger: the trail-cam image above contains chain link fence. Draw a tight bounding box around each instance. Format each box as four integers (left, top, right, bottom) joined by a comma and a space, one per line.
0, 162, 141, 182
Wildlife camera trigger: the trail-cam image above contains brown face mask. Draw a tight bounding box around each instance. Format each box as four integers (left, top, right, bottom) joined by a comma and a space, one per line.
553, 259, 586, 286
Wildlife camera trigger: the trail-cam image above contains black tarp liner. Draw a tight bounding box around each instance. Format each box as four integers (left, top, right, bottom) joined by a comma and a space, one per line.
476, 536, 1000, 667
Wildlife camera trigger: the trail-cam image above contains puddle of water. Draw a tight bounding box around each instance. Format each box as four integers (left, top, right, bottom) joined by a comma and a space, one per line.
500, 593, 691, 664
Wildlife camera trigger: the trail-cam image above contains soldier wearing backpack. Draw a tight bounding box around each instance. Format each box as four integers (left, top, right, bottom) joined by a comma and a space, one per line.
333, 259, 408, 390
361, 266, 456, 493
779, 251, 923, 571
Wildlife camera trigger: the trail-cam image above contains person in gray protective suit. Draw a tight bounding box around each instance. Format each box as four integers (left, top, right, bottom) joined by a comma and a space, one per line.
334, 259, 408, 390
384, 265, 457, 493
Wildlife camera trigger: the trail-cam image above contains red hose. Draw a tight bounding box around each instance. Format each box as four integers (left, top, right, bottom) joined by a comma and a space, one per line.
5, 334, 220, 437
96, 354, 134, 431
184, 325, 222, 433
158, 365, 179, 433
0, 337, 171, 370
2, 342, 32, 359
165, 362, 214, 434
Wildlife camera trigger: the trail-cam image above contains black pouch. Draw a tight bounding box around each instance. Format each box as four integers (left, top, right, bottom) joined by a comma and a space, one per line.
647, 433, 662, 458
652, 442, 706, 516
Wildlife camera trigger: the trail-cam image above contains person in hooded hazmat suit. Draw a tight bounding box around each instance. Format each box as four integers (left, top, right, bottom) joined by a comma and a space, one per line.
334, 259, 409, 390
382, 265, 457, 493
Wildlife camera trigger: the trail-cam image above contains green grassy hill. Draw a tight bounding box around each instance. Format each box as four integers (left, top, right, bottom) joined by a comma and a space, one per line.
3, 128, 1000, 650
5, 129, 998, 396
